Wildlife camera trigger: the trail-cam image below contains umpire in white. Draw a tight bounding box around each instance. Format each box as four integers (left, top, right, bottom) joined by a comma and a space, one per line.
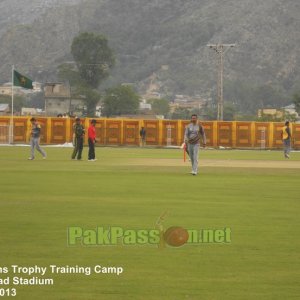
184, 114, 206, 175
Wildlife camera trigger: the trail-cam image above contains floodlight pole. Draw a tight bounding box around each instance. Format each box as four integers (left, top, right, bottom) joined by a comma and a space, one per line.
207, 44, 236, 121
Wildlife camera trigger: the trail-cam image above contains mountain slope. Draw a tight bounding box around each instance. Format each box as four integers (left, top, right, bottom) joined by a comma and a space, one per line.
0, 0, 299, 110
0, 0, 83, 36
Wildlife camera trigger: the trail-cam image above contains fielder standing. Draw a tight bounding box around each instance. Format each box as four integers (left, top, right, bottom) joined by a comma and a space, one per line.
281, 121, 292, 159
71, 117, 85, 160
184, 114, 206, 175
28, 117, 46, 160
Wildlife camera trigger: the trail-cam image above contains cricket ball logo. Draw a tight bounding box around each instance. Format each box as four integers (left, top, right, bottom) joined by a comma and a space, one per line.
156, 211, 189, 248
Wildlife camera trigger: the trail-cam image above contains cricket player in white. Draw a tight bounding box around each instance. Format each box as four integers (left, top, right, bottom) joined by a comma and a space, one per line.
184, 114, 206, 175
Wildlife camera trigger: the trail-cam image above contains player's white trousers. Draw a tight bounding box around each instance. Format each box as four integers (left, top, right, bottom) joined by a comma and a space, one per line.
30, 137, 46, 159
188, 143, 199, 174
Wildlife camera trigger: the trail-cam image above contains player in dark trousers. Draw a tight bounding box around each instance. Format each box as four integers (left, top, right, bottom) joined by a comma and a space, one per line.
88, 119, 97, 161
28, 117, 46, 160
281, 121, 292, 159
71, 117, 85, 160
140, 127, 146, 147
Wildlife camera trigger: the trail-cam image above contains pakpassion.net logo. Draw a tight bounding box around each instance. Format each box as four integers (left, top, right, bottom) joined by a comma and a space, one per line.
68, 213, 231, 248
68, 226, 231, 247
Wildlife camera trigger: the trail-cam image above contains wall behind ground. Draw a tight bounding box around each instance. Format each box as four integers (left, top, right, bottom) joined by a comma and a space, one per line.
0, 117, 299, 149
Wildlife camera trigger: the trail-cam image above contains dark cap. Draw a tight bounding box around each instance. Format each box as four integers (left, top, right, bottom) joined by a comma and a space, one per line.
75, 117, 80, 121
91, 119, 97, 124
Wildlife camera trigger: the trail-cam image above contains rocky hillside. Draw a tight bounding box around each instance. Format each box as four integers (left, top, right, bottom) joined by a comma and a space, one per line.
0, 0, 299, 111
0, 0, 82, 35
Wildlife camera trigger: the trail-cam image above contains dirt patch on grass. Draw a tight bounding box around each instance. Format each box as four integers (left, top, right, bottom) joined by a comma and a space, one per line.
122, 158, 300, 169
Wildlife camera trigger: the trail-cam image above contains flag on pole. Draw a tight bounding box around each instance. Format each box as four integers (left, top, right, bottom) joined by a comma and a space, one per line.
13, 70, 33, 89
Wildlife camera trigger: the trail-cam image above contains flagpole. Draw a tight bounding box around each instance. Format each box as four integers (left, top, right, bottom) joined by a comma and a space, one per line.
10, 65, 14, 144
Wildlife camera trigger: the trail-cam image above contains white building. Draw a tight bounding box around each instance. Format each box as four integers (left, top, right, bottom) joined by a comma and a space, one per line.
282, 104, 299, 118
139, 99, 152, 110
44, 83, 85, 116
0, 103, 9, 115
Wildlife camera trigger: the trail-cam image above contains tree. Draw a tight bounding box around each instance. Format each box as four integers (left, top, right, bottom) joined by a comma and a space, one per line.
102, 85, 140, 117
171, 107, 202, 120
75, 85, 101, 117
224, 80, 286, 114
57, 64, 81, 87
57, 32, 115, 116
223, 103, 237, 121
171, 107, 191, 120
254, 84, 285, 108
202, 106, 217, 120
224, 80, 257, 113
292, 93, 300, 114
147, 98, 170, 116
71, 32, 115, 89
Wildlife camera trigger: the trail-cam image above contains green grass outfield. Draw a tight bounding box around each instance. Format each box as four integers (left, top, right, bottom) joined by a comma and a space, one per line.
0, 146, 299, 299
